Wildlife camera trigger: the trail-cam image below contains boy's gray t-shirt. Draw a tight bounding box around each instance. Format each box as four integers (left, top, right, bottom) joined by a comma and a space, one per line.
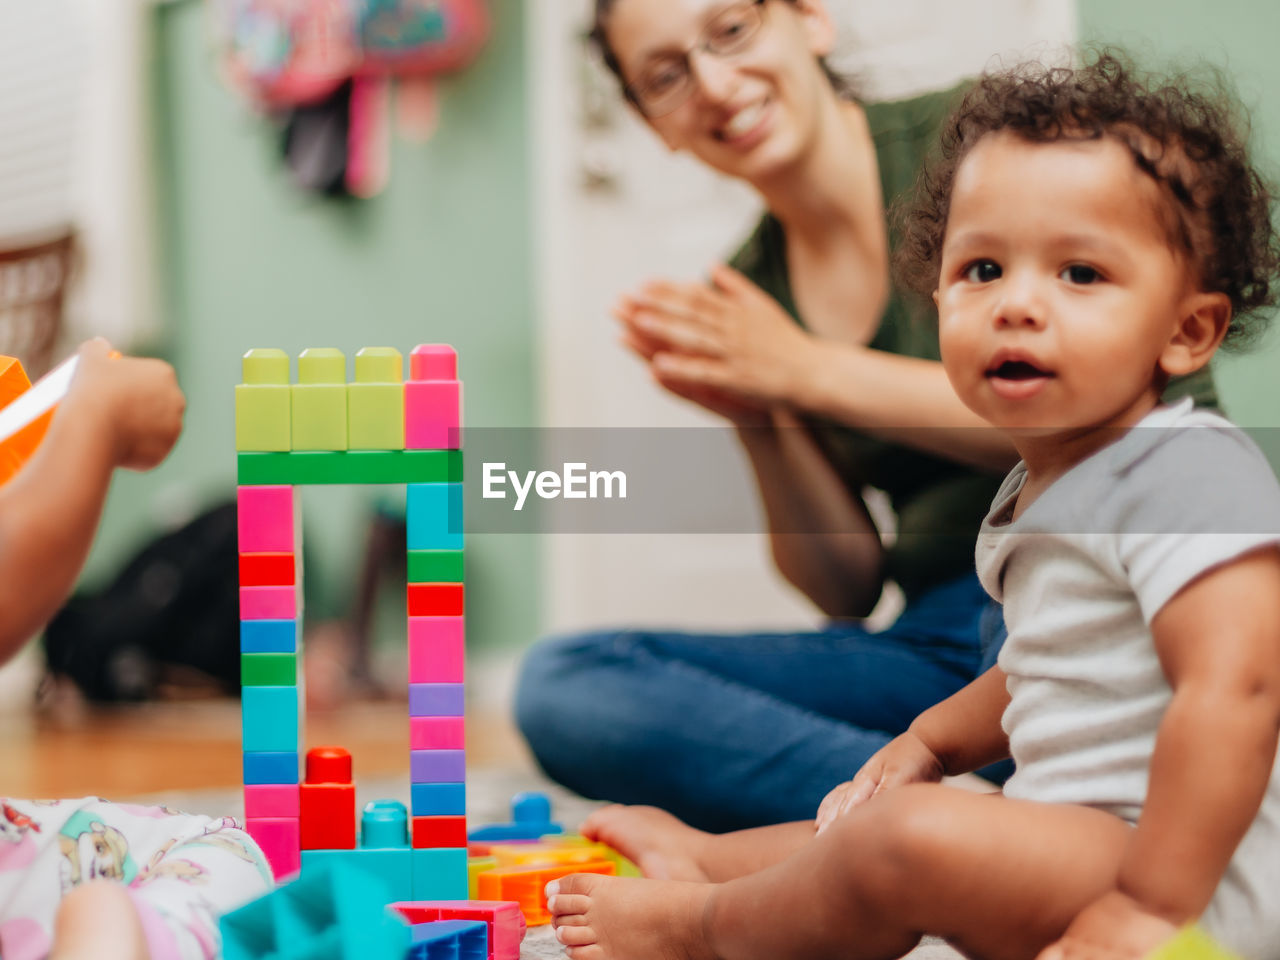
976, 399, 1280, 959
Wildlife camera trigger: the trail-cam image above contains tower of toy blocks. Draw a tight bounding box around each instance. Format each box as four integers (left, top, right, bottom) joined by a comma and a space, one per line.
236, 345, 465, 900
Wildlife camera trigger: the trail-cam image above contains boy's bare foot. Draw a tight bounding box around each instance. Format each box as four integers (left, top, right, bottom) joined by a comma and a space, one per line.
547, 873, 716, 960
580, 805, 711, 881
50, 881, 149, 960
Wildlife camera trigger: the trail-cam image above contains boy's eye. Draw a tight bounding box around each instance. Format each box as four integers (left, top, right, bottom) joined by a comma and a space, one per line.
1061, 264, 1101, 284
964, 260, 1001, 283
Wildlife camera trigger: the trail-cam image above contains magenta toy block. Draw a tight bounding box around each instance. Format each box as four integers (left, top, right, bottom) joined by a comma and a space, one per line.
244, 817, 300, 881
408, 617, 465, 683
392, 901, 525, 960
410, 750, 466, 783
239, 585, 297, 620
406, 345, 460, 450
244, 784, 300, 819
409, 684, 465, 717
410, 717, 465, 750
236, 485, 296, 553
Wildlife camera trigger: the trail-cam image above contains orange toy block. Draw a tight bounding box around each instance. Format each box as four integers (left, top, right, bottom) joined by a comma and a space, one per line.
411, 816, 468, 848
485, 840, 613, 868
0, 357, 48, 484
476, 860, 615, 926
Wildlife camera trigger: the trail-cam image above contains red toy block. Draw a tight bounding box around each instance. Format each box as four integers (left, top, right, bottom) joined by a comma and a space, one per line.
239, 552, 296, 586
411, 816, 468, 848
410, 717, 465, 750
408, 617, 465, 683
391, 901, 525, 960
306, 745, 353, 783
476, 861, 615, 925
236, 485, 296, 553
300, 782, 357, 850
407, 583, 464, 617
244, 783, 300, 819
405, 344, 461, 451
239, 585, 297, 620
244, 817, 300, 881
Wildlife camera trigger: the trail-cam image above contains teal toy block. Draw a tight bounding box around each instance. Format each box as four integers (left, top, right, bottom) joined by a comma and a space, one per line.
349, 347, 405, 451
241, 685, 299, 753
301, 848, 412, 902
236, 349, 291, 452
407, 550, 464, 583
237, 449, 462, 486
406, 483, 464, 550
411, 848, 469, 900
219, 887, 278, 960
291, 348, 348, 451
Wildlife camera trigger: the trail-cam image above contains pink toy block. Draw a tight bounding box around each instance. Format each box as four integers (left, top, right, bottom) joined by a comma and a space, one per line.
410, 716, 465, 750
244, 784, 300, 819
408, 616, 465, 683
244, 817, 300, 881
239, 586, 297, 620
391, 901, 525, 960
405, 344, 460, 450
237, 485, 296, 552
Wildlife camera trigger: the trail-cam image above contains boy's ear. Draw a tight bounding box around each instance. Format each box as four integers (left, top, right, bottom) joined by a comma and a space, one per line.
792, 0, 837, 58
1158, 291, 1232, 377
932, 289, 940, 308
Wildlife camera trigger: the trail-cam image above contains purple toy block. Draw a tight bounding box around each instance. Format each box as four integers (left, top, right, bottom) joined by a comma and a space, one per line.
410, 750, 466, 783
410, 717, 465, 750
409, 683, 464, 717
405, 345, 460, 450
236, 485, 296, 553
244, 817, 300, 881
239, 585, 297, 620
408, 617, 465, 683
244, 784, 300, 819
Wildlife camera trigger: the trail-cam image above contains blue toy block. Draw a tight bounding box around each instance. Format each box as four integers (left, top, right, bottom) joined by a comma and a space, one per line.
467, 790, 563, 842
241, 686, 299, 753
412, 783, 466, 817
512, 791, 551, 823
240, 619, 296, 653
408, 920, 488, 960
406, 483, 463, 550
301, 849, 413, 903
243, 751, 299, 785
411, 848, 468, 900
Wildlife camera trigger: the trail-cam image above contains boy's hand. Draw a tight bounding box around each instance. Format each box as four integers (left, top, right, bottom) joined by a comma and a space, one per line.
1036, 890, 1179, 960
65, 339, 185, 470
815, 731, 944, 834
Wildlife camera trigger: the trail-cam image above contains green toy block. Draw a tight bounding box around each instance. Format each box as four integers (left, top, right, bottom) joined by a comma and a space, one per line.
408, 550, 464, 584
241, 653, 297, 686
238, 450, 462, 486
292, 348, 347, 451
236, 349, 291, 452
411, 848, 468, 900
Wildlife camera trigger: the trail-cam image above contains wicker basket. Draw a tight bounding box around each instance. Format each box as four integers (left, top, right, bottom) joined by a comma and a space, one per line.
0, 233, 74, 379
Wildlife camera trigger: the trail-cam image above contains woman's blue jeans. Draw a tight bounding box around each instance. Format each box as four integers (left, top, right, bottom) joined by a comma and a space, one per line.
515, 573, 1010, 833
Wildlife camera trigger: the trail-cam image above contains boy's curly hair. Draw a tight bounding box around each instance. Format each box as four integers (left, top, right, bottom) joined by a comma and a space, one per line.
896, 50, 1280, 348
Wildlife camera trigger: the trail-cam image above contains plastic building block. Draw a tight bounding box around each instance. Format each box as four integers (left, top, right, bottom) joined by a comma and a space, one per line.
484, 840, 613, 868
1149, 927, 1243, 960
236, 348, 291, 452
408, 919, 487, 960
239, 585, 297, 620
362, 798, 410, 847
476, 861, 615, 925
291, 348, 348, 451
544, 834, 641, 877
410, 717, 465, 751
306, 745, 353, 782
406, 344, 461, 451
241, 653, 297, 686
244, 817, 301, 881
219, 887, 278, 960
411, 750, 465, 783
411, 848, 468, 900
407, 550, 464, 583
240, 619, 296, 653
409, 683, 465, 717
467, 857, 497, 899
412, 816, 468, 848
467, 792, 562, 842
0, 355, 53, 484
236, 485, 296, 553
411, 783, 466, 817
302, 848, 413, 902
242, 686, 299, 753
239, 552, 295, 586
409, 618, 465, 683
349, 347, 405, 451
244, 783, 300, 819
407, 583, 465, 617
392, 901, 525, 960
237, 449, 462, 486
406, 483, 464, 550
301, 747, 356, 850
244, 751, 299, 784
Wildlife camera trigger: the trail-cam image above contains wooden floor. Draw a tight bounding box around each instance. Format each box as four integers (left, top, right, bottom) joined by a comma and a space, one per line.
0, 698, 533, 798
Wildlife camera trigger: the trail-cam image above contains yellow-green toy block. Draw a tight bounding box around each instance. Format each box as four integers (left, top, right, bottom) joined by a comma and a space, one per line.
235, 349, 291, 452
1148, 928, 1241, 960
291, 348, 348, 451
348, 347, 405, 451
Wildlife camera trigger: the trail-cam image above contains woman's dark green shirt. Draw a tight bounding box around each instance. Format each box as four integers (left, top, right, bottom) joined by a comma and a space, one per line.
730, 85, 1219, 603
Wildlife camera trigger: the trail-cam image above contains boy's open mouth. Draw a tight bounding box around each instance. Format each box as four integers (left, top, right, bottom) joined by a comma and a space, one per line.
986, 359, 1053, 380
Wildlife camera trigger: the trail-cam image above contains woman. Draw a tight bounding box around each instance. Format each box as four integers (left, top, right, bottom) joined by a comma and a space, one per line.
515, 0, 1216, 832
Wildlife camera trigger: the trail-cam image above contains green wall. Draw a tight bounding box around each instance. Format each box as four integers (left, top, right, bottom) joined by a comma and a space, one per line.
84, 0, 538, 652
1079, 0, 1280, 440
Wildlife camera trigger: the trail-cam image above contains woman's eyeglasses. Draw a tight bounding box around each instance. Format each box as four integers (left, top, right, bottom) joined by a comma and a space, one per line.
624, 0, 767, 117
